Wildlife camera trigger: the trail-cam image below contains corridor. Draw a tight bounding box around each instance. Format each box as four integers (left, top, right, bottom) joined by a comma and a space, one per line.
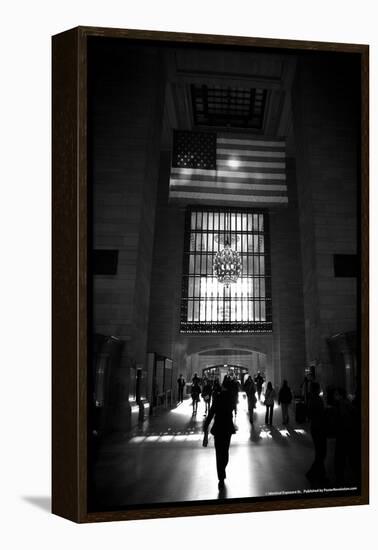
92, 394, 354, 510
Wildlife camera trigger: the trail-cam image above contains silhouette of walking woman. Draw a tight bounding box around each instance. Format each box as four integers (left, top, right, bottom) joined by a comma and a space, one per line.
264, 381, 276, 426
191, 380, 201, 415
203, 377, 236, 489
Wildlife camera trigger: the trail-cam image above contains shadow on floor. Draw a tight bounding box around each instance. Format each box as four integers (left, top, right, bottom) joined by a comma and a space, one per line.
22, 496, 51, 513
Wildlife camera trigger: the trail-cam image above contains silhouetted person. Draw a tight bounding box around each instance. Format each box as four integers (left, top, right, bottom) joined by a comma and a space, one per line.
306, 382, 327, 485
212, 378, 221, 401
254, 371, 264, 401
243, 375, 252, 393
177, 374, 186, 403
301, 369, 315, 419
192, 372, 201, 385
191, 380, 201, 415
229, 374, 240, 418
278, 380, 293, 425
301, 374, 310, 405
264, 381, 276, 425
203, 377, 236, 489
244, 375, 257, 423
349, 385, 361, 484
333, 387, 353, 485
201, 379, 212, 415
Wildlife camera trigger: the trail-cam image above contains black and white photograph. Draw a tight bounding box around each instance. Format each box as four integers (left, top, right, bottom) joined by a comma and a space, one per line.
3, 0, 378, 547
87, 35, 364, 512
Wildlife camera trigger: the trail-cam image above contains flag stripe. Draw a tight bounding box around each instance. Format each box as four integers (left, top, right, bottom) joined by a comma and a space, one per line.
217, 159, 286, 169
171, 167, 286, 180
169, 191, 289, 204
216, 164, 285, 174
169, 179, 287, 192
217, 148, 285, 158
170, 185, 287, 197
218, 137, 285, 148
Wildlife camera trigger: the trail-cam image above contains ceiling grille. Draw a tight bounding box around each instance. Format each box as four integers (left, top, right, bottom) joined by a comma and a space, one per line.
191, 85, 267, 129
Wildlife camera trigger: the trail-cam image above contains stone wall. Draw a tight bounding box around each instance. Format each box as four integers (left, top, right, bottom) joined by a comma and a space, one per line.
90, 40, 165, 430
292, 53, 359, 386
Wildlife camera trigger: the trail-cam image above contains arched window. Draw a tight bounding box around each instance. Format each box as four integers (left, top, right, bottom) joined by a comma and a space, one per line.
180, 207, 272, 333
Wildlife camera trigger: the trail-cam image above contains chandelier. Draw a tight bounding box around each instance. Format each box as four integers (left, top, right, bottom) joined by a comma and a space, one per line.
213, 240, 242, 287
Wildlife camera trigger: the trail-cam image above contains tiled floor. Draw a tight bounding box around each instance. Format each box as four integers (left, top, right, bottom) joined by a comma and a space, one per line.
93, 395, 357, 509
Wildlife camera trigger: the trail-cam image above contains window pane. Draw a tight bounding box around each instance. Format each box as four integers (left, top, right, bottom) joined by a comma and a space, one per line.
259, 235, 265, 252
260, 301, 266, 321
253, 279, 260, 298
194, 277, 200, 296
231, 213, 236, 231
202, 211, 208, 231
254, 302, 260, 321
243, 296, 248, 321
200, 299, 205, 321
189, 254, 195, 273
253, 257, 260, 273
193, 301, 199, 321
242, 255, 248, 272
187, 300, 193, 321
191, 212, 196, 230
196, 211, 202, 229
260, 256, 265, 275
249, 300, 254, 321
208, 212, 213, 231
188, 277, 194, 297
206, 298, 212, 319
260, 279, 266, 298
207, 233, 213, 253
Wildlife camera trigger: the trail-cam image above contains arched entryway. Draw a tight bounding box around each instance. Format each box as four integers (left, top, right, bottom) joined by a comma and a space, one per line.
202, 364, 249, 384
189, 347, 268, 383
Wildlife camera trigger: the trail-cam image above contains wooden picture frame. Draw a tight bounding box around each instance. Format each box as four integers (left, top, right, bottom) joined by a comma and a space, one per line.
52, 26, 369, 523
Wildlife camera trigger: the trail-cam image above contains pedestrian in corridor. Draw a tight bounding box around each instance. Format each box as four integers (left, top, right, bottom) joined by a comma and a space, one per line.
243, 375, 257, 423
190, 379, 201, 415
254, 371, 264, 401
264, 381, 276, 426
177, 374, 186, 403
278, 379, 292, 425
229, 374, 240, 418
203, 377, 236, 489
201, 378, 212, 415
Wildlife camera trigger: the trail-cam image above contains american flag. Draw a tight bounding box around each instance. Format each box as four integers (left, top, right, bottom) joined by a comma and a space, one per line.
169, 130, 288, 207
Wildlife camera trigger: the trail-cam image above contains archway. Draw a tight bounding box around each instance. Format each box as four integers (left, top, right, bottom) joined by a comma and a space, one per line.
202, 364, 249, 385
189, 347, 268, 383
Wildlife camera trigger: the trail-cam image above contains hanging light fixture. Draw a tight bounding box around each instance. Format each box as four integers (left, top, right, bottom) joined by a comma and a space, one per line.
213, 212, 242, 287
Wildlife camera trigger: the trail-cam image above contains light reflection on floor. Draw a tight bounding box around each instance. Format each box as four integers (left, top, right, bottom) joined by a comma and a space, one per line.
129, 393, 301, 445
95, 394, 323, 508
